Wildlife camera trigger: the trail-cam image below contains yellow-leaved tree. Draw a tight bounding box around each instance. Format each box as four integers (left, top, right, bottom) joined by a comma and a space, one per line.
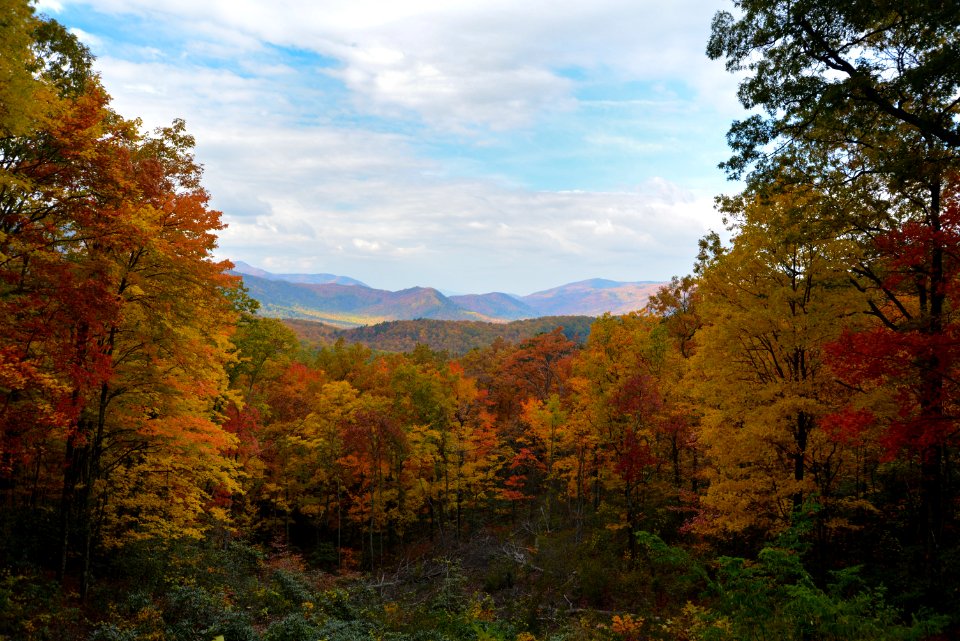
689, 186, 863, 540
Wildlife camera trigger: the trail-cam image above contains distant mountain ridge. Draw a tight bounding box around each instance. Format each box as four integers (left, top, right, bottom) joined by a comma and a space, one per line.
448, 292, 537, 320
232, 260, 368, 287
523, 278, 663, 316
230, 262, 664, 326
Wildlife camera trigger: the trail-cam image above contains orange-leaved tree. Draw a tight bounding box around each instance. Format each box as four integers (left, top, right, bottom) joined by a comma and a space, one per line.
0, 5, 242, 592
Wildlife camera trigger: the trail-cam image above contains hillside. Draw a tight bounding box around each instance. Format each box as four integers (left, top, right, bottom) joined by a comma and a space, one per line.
234, 263, 663, 323
8, 5, 959, 640
449, 292, 538, 320
522, 278, 664, 316
283, 315, 595, 354
239, 273, 495, 327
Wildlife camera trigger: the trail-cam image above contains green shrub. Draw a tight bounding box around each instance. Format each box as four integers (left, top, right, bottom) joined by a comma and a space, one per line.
0, 568, 77, 641
315, 618, 375, 641
315, 587, 366, 621
693, 533, 948, 641
208, 610, 260, 641
87, 624, 138, 641
270, 568, 315, 609
163, 584, 224, 641
263, 612, 322, 641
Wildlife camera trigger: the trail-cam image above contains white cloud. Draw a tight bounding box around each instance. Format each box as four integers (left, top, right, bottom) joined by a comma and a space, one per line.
335, 59, 575, 131
55, 0, 737, 293
35, 0, 64, 12
68, 27, 101, 47
221, 172, 718, 291
64, 0, 738, 129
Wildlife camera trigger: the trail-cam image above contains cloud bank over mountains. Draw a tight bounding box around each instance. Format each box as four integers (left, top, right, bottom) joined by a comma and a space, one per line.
44, 0, 743, 293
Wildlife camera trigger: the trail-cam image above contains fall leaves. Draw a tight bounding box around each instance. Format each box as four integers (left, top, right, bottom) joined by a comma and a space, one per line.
216, 314, 705, 570
0, 5, 240, 592
4, 6, 960, 634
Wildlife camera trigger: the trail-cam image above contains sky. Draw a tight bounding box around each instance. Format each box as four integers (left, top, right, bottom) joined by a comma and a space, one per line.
38, 0, 746, 295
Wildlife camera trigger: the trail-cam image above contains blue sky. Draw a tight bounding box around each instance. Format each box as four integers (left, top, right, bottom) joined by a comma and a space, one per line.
40, 0, 745, 295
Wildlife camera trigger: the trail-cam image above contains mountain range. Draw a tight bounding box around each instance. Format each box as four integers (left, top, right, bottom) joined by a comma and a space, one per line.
231, 261, 663, 327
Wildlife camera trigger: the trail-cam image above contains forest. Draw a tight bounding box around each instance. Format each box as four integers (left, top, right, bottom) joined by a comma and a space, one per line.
281, 317, 595, 356
1, 1, 959, 640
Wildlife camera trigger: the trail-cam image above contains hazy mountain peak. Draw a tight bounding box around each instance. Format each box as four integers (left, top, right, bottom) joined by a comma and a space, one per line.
231, 261, 664, 324
230, 261, 368, 287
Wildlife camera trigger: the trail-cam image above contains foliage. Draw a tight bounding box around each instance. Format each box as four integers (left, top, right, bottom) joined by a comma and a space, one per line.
284, 317, 594, 355
706, 0, 960, 601
0, 0, 241, 600
692, 525, 948, 641
262, 613, 323, 641
0, 567, 81, 641
3, 2, 960, 640
707, 0, 960, 184
689, 186, 861, 539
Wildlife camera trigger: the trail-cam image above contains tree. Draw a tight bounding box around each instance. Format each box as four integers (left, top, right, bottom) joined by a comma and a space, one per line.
282, 379, 360, 563
690, 187, 859, 541
499, 328, 577, 404
228, 316, 299, 397
445, 364, 502, 534
519, 394, 567, 529
489, 328, 576, 446
0, 10, 123, 496
0, 23, 142, 586
55, 119, 241, 591
707, 1, 960, 184
0, 6, 242, 593
569, 312, 687, 546
709, 0, 960, 569
825, 181, 960, 565
252, 361, 327, 534
0, 0, 44, 137
338, 393, 406, 569
486, 330, 576, 522
646, 275, 704, 496
647, 274, 702, 360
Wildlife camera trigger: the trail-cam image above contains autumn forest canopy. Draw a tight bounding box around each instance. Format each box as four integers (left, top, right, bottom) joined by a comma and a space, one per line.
2, 1, 960, 640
